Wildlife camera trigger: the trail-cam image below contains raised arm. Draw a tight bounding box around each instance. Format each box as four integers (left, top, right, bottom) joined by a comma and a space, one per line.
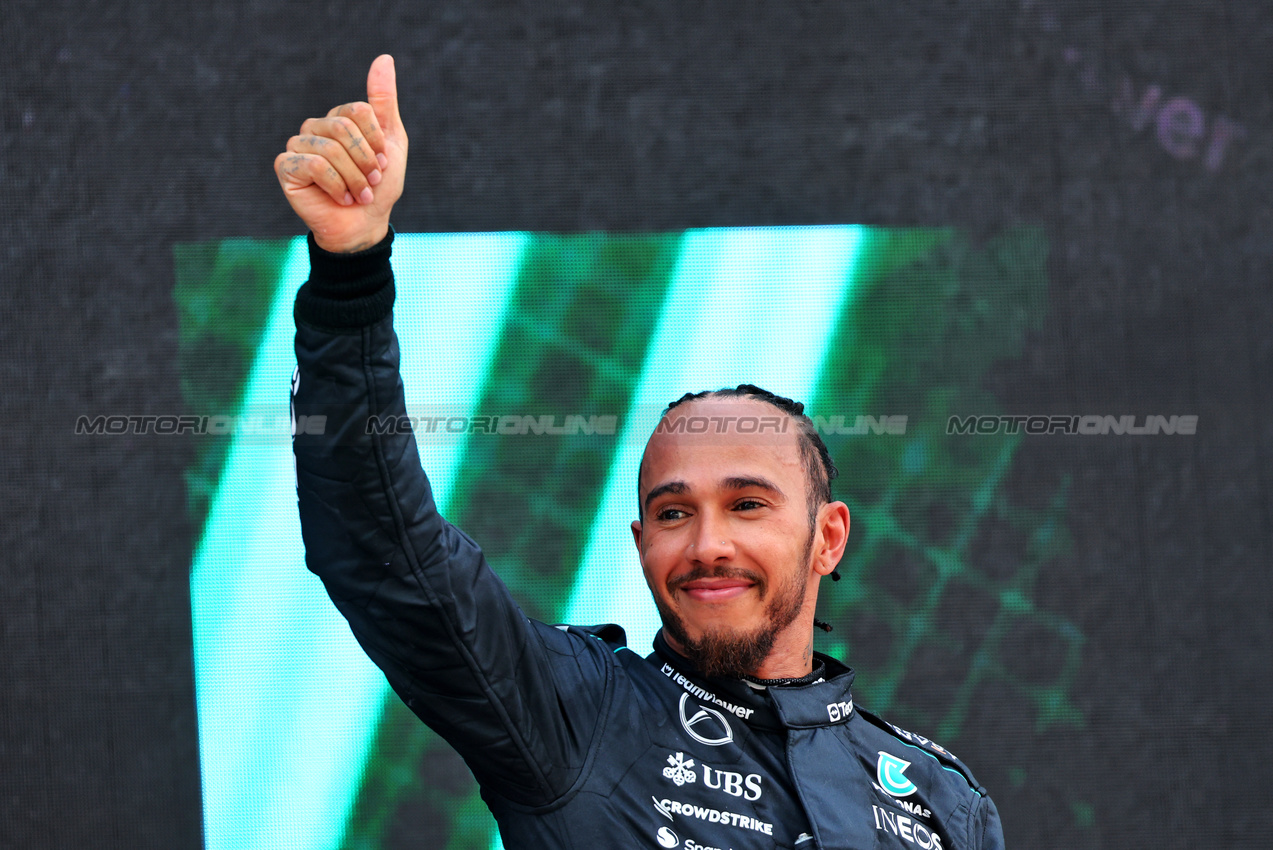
279, 57, 611, 807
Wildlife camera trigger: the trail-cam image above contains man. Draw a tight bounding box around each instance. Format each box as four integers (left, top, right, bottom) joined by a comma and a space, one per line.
278, 54, 1004, 849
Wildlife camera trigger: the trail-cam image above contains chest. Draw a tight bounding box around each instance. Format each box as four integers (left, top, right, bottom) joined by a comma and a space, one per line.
578, 685, 960, 850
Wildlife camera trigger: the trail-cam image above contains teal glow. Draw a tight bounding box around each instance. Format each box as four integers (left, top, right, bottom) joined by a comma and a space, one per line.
564, 225, 867, 655
185, 224, 1073, 850
190, 227, 871, 850
191, 233, 526, 850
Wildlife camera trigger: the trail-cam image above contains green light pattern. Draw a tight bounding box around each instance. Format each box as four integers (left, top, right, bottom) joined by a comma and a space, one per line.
809, 228, 1084, 741
177, 226, 1085, 850
342, 232, 683, 850
185, 234, 527, 850
566, 225, 868, 653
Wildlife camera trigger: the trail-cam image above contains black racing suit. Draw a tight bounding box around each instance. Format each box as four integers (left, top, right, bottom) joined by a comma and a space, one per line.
291, 231, 1005, 850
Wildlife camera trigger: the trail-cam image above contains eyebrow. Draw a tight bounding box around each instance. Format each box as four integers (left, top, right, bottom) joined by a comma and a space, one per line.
643, 480, 688, 512
721, 476, 784, 497
642, 476, 785, 512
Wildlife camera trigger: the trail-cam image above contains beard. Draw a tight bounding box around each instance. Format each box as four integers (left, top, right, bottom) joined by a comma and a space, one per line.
656, 527, 816, 679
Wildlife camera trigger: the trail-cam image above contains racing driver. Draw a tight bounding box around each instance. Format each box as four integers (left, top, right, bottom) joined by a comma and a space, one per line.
277, 55, 1005, 850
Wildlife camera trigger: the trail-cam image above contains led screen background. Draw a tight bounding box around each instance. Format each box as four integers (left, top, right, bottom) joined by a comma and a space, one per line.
180, 227, 1060, 849
3, 1, 1271, 849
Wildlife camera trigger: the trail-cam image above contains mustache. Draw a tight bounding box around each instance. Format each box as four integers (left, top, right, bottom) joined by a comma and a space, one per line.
667, 565, 766, 593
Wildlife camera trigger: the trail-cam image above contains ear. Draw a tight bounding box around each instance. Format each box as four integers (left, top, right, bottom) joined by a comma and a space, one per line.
630, 519, 644, 553
811, 501, 850, 577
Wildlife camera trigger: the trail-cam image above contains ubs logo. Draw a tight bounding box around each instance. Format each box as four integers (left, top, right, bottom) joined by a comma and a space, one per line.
679, 693, 733, 746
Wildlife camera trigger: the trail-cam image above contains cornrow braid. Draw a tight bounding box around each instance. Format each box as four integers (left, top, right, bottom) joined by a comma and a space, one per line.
663, 383, 838, 516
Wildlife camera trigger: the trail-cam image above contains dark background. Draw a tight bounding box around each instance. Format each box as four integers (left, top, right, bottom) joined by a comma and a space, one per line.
2, 0, 1270, 847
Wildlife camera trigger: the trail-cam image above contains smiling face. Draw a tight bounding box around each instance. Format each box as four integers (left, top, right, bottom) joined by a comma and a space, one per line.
632, 397, 849, 679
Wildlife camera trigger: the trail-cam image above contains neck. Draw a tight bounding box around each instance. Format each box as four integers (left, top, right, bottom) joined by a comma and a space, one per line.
748, 633, 815, 680
745, 599, 820, 679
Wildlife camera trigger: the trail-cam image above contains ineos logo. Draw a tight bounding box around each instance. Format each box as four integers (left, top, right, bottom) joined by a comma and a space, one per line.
679, 693, 733, 746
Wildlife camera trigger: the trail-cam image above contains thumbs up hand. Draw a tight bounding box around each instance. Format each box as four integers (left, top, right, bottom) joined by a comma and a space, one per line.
274, 54, 407, 253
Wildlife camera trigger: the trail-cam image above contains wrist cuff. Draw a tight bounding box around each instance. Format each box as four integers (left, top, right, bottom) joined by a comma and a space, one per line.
294, 228, 396, 330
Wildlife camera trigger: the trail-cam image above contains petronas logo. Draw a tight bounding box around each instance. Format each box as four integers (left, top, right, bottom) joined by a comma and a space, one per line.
877, 752, 918, 797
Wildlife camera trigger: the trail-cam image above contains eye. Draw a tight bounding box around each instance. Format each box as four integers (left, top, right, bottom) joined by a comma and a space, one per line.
655, 507, 688, 522
733, 498, 766, 511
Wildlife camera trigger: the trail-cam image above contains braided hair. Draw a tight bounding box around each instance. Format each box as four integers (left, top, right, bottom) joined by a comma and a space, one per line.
652, 384, 838, 524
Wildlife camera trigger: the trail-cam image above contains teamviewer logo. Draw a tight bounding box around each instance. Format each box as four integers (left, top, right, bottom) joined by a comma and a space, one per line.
826, 699, 853, 722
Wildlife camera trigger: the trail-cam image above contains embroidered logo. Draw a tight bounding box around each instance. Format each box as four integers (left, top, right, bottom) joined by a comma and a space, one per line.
662, 752, 698, 786
678, 693, 733, 746
877, 751, 918, 797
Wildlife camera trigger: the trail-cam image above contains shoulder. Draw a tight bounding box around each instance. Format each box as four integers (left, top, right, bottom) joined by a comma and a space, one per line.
569, 623, 629, 647
536, 622, 630, 661
854, 706, 986, 795
543, 622, 627, 647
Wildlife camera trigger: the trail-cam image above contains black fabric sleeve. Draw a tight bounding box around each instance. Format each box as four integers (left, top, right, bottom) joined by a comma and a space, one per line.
293, 229, 397, 331
290, 262, 613, 807
971, 791, 1006, 850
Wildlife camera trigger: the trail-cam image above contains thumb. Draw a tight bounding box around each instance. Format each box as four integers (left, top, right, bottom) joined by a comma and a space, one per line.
366, 54, 402, 141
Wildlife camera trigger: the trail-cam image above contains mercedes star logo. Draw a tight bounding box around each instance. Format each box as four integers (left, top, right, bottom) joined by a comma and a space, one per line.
678, 693, 734, 746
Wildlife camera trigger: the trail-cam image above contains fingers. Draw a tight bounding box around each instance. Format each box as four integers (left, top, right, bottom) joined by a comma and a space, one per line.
324, 102, 389, 169
274, 55, 404, 230
274, 151, 356, 206
285, 114, 382, 205
365, 54, 404, 148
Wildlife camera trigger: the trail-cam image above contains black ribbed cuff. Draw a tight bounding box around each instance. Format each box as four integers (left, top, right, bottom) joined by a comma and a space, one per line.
293, 228, 396, 331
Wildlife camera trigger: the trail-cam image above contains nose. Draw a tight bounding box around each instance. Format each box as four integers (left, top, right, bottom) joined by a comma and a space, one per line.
688, 516, 734, 564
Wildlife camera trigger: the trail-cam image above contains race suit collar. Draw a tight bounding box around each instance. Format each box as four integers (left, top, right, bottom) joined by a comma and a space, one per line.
650, 630, 857, 730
